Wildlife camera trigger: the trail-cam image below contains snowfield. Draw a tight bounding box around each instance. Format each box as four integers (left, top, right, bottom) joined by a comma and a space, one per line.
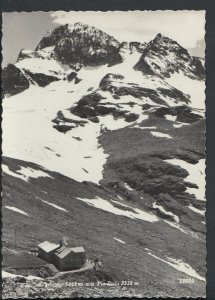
166, 71, 205, 110
2, 50, 145, 183
2, 81, 108, 183
4, 49, 198, 184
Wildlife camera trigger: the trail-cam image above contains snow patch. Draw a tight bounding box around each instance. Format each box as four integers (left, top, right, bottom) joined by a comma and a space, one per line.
4, 206, 29, 216
99, 115, 130, 131
173, 122, 189, 128
153, 202, 179, 223
151, 131, 172, 139
2, 271, 43, 280
2, 164, 53, 182
77, 197, 158, 223
113, 237, 126, 244
124, 183, 134, 191
188, 205, 205, 216
133, 125, 157, 130
164, 220, 188, 235
16, 57, 65, 78
146, 251, 205, 282
165, 114, 177, 121
2, 271, 23, 279
166, 71, 205, 110
173, 123, 182, 128
36, 197, 69, 212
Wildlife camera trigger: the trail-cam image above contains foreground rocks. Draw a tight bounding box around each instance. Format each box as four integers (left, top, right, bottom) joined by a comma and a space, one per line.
2, 277, 142, 299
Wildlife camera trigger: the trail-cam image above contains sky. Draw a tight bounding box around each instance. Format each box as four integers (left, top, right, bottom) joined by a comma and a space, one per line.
2, 10, 205, 67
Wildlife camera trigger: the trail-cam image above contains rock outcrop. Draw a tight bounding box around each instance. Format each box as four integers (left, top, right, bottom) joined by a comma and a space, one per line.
2, 64, 30, 97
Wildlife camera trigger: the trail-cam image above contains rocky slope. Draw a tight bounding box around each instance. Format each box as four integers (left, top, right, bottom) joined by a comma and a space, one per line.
2, 22, 206, 298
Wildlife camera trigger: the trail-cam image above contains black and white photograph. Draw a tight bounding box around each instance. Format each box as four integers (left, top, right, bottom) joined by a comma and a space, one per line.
1, 10, 206, 298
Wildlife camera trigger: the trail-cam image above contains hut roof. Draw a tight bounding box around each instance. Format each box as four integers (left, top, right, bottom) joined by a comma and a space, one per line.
71, 246, 85, 253
55, 246, 85, 259
38, 241, 59, 253
56, 247, 72, 259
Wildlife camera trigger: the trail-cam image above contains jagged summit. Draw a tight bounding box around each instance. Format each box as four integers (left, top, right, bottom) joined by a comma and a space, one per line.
134, 33, 205, 80
35, 22, 122, 67
2, 24, 205, 97
149, 33, 191, 57
36, 22, 120, 50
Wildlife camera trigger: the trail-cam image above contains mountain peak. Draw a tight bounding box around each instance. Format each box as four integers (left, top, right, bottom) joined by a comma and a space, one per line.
152, 33, 181, 48
155, 33, 162, 39
35, 22, 122, 67
73, 21, 93, 29
135, 33, 204, 80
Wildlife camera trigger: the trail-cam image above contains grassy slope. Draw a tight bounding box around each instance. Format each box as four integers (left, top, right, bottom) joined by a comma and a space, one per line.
2, 155, 205, 297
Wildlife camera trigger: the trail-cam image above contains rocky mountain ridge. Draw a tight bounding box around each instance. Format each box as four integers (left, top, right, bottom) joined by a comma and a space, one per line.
134, 33, 205, 79
2, 23, 204, 97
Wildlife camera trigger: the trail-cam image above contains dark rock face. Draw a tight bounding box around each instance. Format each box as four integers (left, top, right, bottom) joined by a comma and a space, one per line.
99, 73, 190, 105
36, 25, 71, 51
125, 113, 139, 122
71, 92, 106, 118
2, 64, 30, 97
134, 59, 156, 76
190, 56, 205, 78
99, 73, 125, 90
37, 23, 123, 67
66, 71, 82, 84
157, 87, 189, 104
106, 156, 190, 196
17, 49, 47, 61
151, 106, 202, 123
118, 41, 147, 54
151, 148, 204, 164
100, 74, 160, 99
101, 146, 205, 233
24, 70, 60, 87
52, 110, 88, 132
53, 124, 74, 133
67, 71, 77, 82
134, 33, 205, 80
70, 91, 128, 121
52, 85, 143, 130
129, 42, 147, 53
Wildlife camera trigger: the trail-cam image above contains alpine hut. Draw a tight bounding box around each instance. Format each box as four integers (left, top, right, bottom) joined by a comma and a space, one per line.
38, 241, 60, 263
54, 246, 86, 271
